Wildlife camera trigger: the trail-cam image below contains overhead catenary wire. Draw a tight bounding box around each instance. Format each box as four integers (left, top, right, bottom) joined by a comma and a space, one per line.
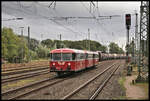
5, 2, 85, 39
49, 2, 113, 42
36, 2, 85, 37
36, 2, 123, 41
80, 2, 114, 36
18, 2, 34, 8
3, 1, 128, 48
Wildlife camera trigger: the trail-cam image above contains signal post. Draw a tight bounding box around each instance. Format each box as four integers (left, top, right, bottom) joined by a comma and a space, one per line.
125, 14, 132, 76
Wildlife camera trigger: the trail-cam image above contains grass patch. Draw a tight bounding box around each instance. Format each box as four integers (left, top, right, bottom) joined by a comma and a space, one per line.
2, 79, 35, 89
113, 96, 127, 100
117, 76, 127, 99
118, 76, 126, 91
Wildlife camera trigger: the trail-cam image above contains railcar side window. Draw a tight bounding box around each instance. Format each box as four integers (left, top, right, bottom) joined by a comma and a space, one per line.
53, 53, 61, 61
76, 53, 80, 60
80, 53, 84, 60
86, 53, 88, 59
72, 53, 76, 60
88, 54, 92, 59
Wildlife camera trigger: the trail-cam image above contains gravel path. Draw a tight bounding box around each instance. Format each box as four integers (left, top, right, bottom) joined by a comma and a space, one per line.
124, 75, 146, 99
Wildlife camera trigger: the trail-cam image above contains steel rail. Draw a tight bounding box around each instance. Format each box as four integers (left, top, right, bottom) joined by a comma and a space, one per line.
2, 60, 115, 100
89, 64, 120, 100
3, 61, 108, 100
2, 61, 105, 83
2, 65, 49, 72
8, 78, 69, 100
2, 66, 49, 76
61, 62, 117, 100
2, 76, 57, 97
2, 70, 50, 83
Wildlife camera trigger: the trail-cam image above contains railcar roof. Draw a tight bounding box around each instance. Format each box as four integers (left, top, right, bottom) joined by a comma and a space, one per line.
50, 48, 86, 53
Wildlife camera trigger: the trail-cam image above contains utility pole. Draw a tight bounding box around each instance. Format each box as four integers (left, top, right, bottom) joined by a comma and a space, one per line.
41, 34, 43, 43
60, 34, 62, 48
60, 34, 61, 41
20, 27, 24, 63
28, 26, 30, 62
88, 28, 90, 51
85, 34, 88, 49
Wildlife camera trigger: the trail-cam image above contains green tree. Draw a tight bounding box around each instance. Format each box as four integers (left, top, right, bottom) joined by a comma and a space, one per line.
41, 39, 54, 48
2, 27, 29, 62
109, 42, 124, 54
36, 44, 50, 59
41, 39, 108, 52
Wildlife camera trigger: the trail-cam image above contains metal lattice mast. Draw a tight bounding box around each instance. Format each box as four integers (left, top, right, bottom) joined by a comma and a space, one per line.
137, 1, 149, 82
134, 12, 138, 65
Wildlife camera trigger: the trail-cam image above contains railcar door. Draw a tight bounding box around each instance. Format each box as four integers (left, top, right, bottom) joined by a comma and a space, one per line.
72, 53, 76, 71
85, 53, 88, 68
93, 54, 95, 66
76, 53, 81, 71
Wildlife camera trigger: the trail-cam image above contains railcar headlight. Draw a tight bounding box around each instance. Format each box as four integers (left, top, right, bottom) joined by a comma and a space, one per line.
68, 63, 71, 66
53, 63, 55, 66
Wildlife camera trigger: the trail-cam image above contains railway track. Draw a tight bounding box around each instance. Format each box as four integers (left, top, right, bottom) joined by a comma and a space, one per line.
1, 61, 107, 100
61, 62, 120, 100
2, 65, 49, 72
2, 76, 57, 100
1, 69, 50, 83
2, 61, 107, 84
2, 66, 49, 76
89, 65, 120, 100
2, 73, 78, 100
2, 60, 120, 100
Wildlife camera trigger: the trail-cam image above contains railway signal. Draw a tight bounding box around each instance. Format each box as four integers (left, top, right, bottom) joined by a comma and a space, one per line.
125, 14, 131, 76
125, 14, 131, 30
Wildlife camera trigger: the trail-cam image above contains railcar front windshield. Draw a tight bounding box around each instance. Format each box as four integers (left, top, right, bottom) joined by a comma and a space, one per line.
52, 53, 74, 61
53, 53, 61, 61
62, 53, 72, 61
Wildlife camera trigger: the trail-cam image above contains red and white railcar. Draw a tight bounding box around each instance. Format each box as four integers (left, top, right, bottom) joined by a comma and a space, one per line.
49, 48, 98, 76
92, 51, 99, 66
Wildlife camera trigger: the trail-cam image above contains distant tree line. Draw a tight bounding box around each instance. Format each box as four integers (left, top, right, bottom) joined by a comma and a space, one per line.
2, 27, 50, 63
109, 42, 124, 54
41, 39, 108, 52
2, 27, 125, 63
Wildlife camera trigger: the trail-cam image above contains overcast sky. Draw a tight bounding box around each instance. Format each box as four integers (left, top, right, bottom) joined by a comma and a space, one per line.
2, 1, 141, 51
